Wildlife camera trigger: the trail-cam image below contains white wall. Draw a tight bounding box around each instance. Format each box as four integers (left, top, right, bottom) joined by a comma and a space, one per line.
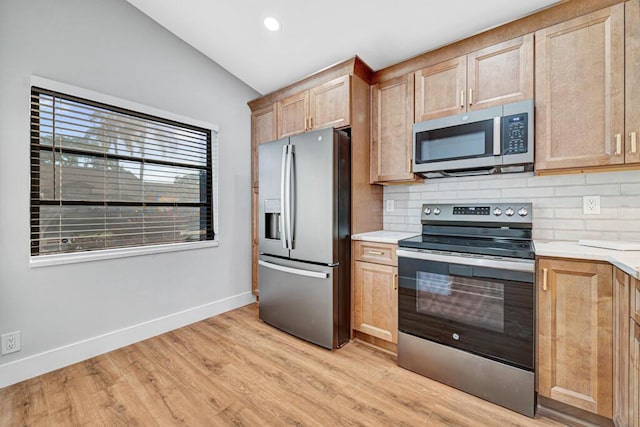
384, 170, 640, 241
0, 0, 258, 387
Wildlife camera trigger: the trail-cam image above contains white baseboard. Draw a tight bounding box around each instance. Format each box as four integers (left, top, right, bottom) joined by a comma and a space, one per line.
0, 292, 256, 388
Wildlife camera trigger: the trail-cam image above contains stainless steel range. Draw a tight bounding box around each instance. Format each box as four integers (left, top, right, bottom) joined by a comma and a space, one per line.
397, 203, 535, 417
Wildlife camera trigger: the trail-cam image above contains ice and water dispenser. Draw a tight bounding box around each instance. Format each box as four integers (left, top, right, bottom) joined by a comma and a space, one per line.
264, 199, 281, 240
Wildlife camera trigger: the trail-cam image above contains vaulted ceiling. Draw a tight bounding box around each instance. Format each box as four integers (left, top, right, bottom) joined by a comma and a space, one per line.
126, 0, 561, 95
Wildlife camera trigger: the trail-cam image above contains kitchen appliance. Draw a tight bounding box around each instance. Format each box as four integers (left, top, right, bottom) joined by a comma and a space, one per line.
413, 100, 533, 177
397, 203, 536, 416
258, 128, 350, 350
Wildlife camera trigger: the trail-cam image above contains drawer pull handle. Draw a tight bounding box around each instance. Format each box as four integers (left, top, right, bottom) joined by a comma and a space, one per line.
542, 268, 548, 291
469, 88, 473, 105
615, 133, 622, 155
460, 90, 465, 108
367, 250, 384, 256
631, 131, 637, 154
394, 273, 398, 290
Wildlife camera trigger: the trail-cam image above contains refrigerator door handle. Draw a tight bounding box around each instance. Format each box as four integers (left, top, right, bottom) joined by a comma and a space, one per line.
280, 144, 288, 249
286, 146, 295, 250
258, 260, 329, 279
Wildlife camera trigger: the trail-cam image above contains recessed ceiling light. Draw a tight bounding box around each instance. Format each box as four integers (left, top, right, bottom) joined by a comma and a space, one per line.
264, 17, 281, 32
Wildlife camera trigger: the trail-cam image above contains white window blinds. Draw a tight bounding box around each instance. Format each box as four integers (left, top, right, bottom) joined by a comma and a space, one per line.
30, 87, 215, 256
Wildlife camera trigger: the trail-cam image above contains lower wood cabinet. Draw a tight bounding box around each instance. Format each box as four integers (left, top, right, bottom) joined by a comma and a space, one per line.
632, 320, 640, 427
537, 257, 613, 418
352, 241, 398, 346
615, 268, 631, 427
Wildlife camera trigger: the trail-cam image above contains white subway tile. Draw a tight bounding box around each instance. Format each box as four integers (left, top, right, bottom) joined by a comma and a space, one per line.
502, 187, 554, 198
456, 189, 502, 199
554, 208, 618, 219
584, 220, 632, 232
618, 232, 640, 241
532, 229, 554, 240
532, 208, 554, 218
535, 219, 584, 230
533, 197, 583, 208
478, 178, 528, 189
554, 230, 619, 241
621, 183, 640, 195
554, 184, 620, 197
528, 174, 585, 187
586, 170, 640, 185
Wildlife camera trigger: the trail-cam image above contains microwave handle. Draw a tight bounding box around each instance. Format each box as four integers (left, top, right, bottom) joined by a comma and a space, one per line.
493, 117, 501, 155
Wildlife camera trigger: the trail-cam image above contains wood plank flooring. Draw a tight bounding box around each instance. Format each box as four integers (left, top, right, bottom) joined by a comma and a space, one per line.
0, 304, 566, 426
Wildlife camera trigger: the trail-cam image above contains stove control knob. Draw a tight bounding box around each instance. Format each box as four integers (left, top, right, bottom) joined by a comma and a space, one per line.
518, 207, 529, 217
505, 207, 515, 217
433, 207, 441, 215
493, 208, 502, 216
423, 207, 432, 215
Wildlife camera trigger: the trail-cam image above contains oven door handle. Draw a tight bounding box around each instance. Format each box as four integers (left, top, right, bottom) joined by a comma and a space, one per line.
397, 249, 535, 273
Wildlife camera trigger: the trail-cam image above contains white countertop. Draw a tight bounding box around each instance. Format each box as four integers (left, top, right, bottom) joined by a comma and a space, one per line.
351, 230, 418, 244
534, 240, 640, 279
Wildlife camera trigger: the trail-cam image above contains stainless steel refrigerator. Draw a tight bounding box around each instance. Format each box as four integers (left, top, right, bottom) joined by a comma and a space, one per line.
258, 128, 350, 349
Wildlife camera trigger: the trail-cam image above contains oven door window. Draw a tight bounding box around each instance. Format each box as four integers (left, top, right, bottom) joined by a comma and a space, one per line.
415, 119, 496, 164
416, 271, 504, 334
399, 256, 534, 370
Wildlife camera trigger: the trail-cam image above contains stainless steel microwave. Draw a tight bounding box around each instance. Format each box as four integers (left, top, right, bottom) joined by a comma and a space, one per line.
413, 99, 534, 177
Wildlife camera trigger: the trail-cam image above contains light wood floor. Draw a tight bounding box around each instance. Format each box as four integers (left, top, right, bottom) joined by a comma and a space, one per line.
0, 304, 567, 426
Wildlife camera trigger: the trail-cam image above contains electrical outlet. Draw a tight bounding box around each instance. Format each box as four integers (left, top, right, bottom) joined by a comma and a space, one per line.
386, 199, 394, 212
1, 331, 21, 355
583, 195, 601, 215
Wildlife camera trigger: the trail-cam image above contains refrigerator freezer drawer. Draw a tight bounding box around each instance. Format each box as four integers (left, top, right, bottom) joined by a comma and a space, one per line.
259, 256, 337, 349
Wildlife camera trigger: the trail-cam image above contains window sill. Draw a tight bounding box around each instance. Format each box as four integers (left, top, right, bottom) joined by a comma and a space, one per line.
29, 240, 219, 268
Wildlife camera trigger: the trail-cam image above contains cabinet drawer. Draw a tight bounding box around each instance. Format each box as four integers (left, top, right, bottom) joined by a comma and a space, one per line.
354, 241, 397, 266
633, 276, 640, 325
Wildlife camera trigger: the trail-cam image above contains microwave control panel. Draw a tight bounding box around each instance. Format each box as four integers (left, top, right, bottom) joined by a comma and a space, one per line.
502, 113, 528, 155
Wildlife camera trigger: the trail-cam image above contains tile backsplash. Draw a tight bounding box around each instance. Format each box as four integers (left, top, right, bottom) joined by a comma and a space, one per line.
383, 170, 640, 241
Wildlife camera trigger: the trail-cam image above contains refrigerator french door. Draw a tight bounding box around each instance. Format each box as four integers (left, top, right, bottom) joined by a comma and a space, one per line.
258, 128, 350, 349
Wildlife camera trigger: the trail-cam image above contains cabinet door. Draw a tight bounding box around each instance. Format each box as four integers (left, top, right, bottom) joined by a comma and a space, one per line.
535, 5, 625, 171
537, 258, 613, 417
251, 104, 277, 188
278, 91, 308, 138
467, 34, 533, 111
614, 268, 631, 427
414, 56, 466, 122
353, 261, 398, 344
309, 75, 350, 131
633, 275, 640, 326
371, 74, 416, 182
251, 187, 259, 296
627, 0, 640, 164
632, 320, 640, 427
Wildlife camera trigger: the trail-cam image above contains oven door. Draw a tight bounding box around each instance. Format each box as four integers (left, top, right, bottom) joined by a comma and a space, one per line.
397, 249, 535, 371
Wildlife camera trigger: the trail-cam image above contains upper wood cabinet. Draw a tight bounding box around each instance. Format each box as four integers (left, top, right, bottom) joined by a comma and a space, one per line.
535, 4, 625, 171
251, 104, 277, 188
537, 257, 613, 418
614, 268, 631, 427
371, 74, 419, 183
627, 0, 640, 165
277, 75, 350, 138
414, 56, 466, 122
414, 34, 533, 122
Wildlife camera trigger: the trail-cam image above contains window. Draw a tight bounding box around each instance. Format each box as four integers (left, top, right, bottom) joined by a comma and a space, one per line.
30, 85, 216, 257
